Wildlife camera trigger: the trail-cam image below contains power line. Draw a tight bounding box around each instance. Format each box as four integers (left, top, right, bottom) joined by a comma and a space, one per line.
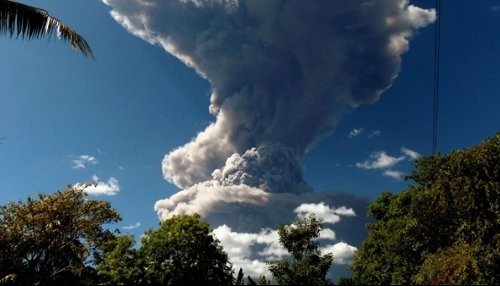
432, 0, 441, 154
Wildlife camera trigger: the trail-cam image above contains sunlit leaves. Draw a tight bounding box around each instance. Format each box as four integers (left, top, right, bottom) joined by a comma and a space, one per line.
351, 133, 500, 285
0, 187, 121, 285
96, 235, 145, 285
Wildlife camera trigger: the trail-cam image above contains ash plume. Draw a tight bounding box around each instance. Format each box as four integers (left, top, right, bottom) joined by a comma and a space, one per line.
103, 0, 435, 190
102, 0, 435, 278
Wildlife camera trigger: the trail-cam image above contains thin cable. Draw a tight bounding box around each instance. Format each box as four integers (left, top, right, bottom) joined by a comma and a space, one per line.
432, 0, 441, 154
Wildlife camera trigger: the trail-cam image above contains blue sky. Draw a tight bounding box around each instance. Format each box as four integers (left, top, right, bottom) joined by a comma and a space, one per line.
1, 0, 499, 278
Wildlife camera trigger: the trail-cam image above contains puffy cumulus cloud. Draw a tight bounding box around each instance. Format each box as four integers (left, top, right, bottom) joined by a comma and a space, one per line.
155, 184, 369, 278
103, 0, 435, 189
356, 151, 405, 170
401, 147, 421, 160
212, 203, 360, 279
383, 169, 405, 179
357, 147, 421, 179
357, 147, 421, 178
320, 242, 358, 265
75, 175, 120, 196
154, 183, 371, 244
212, 225, 282, 278
294, 202, 356, 224
72, 155, 98, 169
319, 228, 337, 240
155, 181, 369, 237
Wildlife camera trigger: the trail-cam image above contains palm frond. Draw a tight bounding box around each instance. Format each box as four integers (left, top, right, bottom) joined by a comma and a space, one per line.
0, 0, 94, 58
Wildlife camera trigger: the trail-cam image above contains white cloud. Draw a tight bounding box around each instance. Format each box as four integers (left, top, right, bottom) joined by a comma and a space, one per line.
492, 5, 500, 12
213, 206, 358, 279
320, 242, 357, 265
294, 202, 356, 224
75, 175, 120, 196
212, 225, 280, 278
356, 151, 405, 170
72, 155, 98, 169
406, 5, 437, 29
357, 147, 420, 179
368, 130, 382, 138
348, 128, 364, 138
401, 147, 421, 160
122, 222, 141, 230
383, 170, 404, 180
350, 128, 382, 139
319, 228, 336, 240
154, 182, 370, 279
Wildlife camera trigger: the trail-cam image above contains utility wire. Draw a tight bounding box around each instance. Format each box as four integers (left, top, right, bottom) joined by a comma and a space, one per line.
432, 0, 441, 154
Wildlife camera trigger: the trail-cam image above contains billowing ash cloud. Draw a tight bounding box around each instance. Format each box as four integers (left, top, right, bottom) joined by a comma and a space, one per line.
102, 0, 434, 279
212, 143, 312, 194
103, 0, 435, 189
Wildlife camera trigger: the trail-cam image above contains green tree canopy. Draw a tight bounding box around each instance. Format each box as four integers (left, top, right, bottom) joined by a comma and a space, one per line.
141, 214, 234, 285
0, 186, 121, 285
95, 234, 145, 285
351, 133, 500, 285
268, 214, 333, 285
0, 0, 93, 57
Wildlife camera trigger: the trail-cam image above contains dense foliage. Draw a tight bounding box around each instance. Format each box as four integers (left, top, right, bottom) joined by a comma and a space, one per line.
97, 214, 235, 285
0, 188, 235, 285
0, 187, 121, 285
351, 133, 500, 285
95, 234, 144, 284
268, 214, 333, 285
139, 214, 234, 285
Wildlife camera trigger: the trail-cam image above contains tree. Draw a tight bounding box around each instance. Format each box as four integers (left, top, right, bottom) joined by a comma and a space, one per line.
0, 0, 93, 57
234, 268, 271, 285
0, 186, 121, 285
95, 234, 146, 285
138, 214, 234, 285
351, 133, 500, 285
268, 214, 333, 285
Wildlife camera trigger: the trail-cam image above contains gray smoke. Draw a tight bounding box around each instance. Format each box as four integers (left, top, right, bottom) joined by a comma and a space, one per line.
102, 0, 434, 279
103, 0, 435, 189
212, 143, 312, 194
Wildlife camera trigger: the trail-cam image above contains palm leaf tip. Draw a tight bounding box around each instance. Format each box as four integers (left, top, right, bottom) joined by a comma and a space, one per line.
0, 0, 94, 58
